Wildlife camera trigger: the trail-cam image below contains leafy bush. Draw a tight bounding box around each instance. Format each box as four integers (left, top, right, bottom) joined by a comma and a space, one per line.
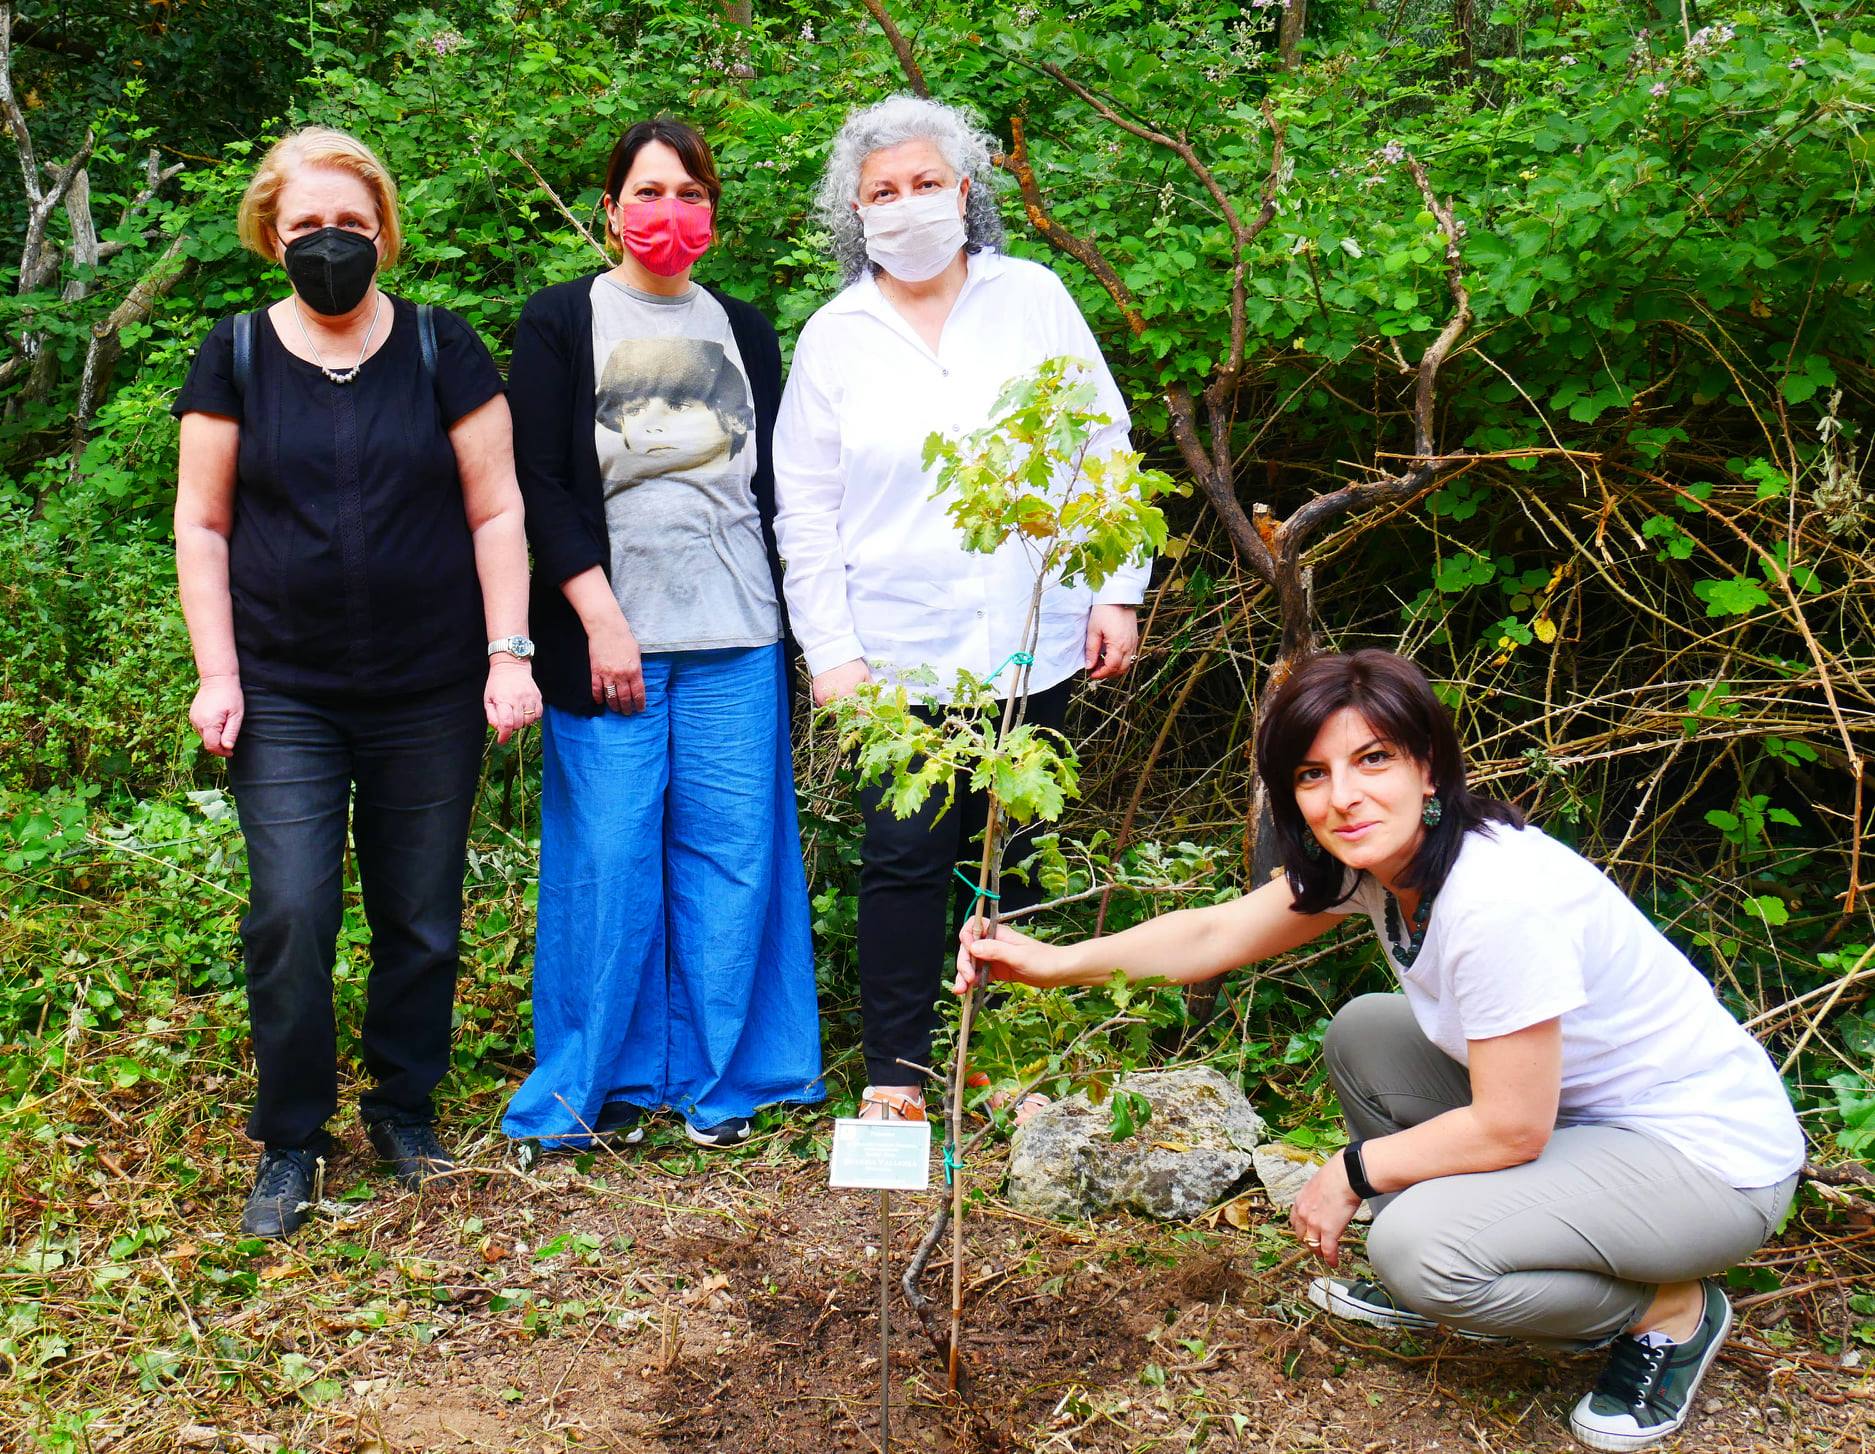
1, 0, 1869, 1163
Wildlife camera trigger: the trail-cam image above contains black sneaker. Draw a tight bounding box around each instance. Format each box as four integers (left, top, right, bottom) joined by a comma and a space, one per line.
1307, 1275, 1509, 1343
594, 1102, 646, 1147
1570, 1281, 1732, 1450
241, 1148, 320, 1238
1307, 1275, 1439, 1332
367, 1119, 455, 1189
684, 1115, 751, 1149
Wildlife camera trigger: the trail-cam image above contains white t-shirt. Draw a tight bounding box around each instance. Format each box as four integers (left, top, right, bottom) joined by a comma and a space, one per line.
1337, 822, 1803, 1189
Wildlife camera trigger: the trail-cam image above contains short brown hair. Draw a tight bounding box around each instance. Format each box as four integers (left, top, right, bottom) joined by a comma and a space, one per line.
236, 127, 402, 267
602, 118, 722, 246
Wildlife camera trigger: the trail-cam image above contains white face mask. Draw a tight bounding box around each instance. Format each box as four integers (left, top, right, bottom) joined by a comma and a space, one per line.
858, 185, 967, 283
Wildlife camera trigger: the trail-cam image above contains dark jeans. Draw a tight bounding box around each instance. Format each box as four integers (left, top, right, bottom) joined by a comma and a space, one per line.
228, 678, 484, 1151
856, 677, 1074, 1087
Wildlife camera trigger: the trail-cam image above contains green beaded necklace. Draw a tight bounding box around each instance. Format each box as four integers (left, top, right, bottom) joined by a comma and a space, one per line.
1383, 888, 1435, 969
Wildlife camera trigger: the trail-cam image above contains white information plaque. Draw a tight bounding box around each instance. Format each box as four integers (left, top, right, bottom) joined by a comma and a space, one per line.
828, 1117, 932, 1191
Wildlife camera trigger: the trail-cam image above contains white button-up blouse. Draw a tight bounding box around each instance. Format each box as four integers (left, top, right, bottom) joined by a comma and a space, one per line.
773, 251, 1152, 698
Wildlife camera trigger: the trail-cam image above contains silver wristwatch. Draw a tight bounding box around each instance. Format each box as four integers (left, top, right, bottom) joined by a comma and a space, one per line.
487, 635, 535, 660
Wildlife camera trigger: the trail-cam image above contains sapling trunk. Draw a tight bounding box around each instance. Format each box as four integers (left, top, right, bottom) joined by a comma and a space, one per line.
834, 357, 1172, 1393
942, 571, 1047, 1389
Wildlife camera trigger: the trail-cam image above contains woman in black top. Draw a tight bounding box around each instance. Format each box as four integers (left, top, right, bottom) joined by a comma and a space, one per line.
499, 119, 822, 1154
173, 126, 539, 1238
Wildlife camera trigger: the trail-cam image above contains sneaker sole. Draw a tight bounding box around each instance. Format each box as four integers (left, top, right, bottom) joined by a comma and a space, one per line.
1307, 1278, 1509, 1343
1569, 1298, 1733, 1452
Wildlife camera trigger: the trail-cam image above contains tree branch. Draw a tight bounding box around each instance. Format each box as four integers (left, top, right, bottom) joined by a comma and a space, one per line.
115, 148, 184, 232
857, 0, 928, 96
60, 162, 96, 301
1261, 155, 1475, 657
67, 233, 190, 481
1001, 116, 1277, 586
10, 17, 98, 61
510, 148, 608, 261
1, 5, 92, 289
1, 4, 44, 207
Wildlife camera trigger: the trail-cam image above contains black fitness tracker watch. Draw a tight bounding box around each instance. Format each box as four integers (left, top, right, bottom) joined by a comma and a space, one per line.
1343, 1139, 1382, 1201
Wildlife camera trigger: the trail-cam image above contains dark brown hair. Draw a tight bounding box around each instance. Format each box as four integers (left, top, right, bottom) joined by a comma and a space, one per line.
1253, 650, 1523, 913
602, 118, 722, 245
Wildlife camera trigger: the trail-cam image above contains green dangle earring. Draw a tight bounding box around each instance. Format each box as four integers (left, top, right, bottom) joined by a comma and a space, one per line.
1421, 795, 1444, 827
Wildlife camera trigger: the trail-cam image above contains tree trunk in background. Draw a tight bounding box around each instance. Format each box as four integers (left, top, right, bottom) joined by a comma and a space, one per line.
1279, 0, 1306, 68
718, 0, 754, 77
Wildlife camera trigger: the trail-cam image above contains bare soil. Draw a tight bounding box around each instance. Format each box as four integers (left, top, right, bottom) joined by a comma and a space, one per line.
104, 1121, 1875, 1454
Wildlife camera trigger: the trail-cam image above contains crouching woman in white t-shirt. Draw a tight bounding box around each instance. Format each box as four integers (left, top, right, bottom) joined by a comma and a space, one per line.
955, 649, 1803, 1452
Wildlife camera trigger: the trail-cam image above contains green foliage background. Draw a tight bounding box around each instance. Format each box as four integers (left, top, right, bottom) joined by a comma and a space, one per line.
4, 0, 1874, 1183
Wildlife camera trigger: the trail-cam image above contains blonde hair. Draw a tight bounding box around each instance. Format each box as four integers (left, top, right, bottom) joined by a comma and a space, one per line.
237, 126, 403, 267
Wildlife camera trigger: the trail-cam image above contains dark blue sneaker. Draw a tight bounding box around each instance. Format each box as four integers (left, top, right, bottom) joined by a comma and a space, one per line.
684, 1116, 751, 1149
594, 1102, 646, 1147
1308, 1275, 1508, 1343
1570, 1281, 1732, 1450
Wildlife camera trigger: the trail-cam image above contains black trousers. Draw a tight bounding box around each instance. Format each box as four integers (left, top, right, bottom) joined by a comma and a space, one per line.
855, 677, 1074, 1087
228, 679, 484, 1151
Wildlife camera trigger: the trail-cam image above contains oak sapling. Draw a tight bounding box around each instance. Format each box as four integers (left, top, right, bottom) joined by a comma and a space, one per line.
820, 354, 1175, 1389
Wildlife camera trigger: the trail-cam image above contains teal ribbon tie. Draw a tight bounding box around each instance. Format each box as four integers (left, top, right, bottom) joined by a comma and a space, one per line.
943, 1142, 963, 1186
953, 864, 1000, 904
986, 649, 1035, 681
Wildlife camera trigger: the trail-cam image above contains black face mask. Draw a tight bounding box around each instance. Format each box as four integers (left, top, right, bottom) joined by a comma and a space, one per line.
282, 227, 379, 315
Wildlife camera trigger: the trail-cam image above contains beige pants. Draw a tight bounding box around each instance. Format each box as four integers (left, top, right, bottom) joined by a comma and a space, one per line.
1326, 993, 1796, 1344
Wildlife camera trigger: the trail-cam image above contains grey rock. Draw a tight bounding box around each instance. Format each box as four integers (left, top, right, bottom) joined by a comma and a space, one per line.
1006, 1066, 1266, 1221
1250, 1143, 1374, 1221
1252, 1143, 1323, 1210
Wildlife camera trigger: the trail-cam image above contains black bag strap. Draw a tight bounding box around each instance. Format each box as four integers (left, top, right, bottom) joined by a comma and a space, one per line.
232, 310, 254, 398
233, 302, 434, 396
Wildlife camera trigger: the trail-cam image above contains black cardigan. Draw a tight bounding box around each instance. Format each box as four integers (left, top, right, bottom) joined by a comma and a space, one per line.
508, 271, 787, 715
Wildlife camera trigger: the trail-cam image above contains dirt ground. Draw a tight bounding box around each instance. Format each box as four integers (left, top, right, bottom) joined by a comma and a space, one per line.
111, 1123, 1875, 1454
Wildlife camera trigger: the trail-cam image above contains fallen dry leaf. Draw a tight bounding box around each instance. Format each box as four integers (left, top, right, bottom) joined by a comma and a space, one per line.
680, 1271, 729, 1307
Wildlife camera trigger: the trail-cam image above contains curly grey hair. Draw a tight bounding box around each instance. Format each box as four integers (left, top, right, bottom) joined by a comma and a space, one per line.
814, 94, 1007, 284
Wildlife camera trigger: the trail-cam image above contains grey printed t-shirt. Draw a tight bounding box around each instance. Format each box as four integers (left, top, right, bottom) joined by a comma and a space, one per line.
589, 276, 779, 652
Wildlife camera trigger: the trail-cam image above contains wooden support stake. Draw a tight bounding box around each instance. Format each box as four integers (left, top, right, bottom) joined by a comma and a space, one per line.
880, 1189, 892, 1452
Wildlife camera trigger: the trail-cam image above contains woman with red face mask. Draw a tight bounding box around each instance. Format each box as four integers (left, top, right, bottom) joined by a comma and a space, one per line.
502, 119, 823, 1154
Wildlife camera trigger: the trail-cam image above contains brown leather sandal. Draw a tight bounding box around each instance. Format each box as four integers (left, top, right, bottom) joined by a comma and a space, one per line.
858, 1087, 927, 1122
966, 1071, 1051, 1124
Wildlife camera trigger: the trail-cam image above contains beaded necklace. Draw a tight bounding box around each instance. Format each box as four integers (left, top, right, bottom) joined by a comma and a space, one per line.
1382, 888, 1435, 969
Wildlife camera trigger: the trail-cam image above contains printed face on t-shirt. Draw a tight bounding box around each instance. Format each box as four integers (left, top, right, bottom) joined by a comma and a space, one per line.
595, 335, 753, 490
613, 397, 730, 473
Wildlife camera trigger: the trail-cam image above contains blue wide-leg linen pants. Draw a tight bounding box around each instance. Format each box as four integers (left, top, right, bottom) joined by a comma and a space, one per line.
503, 644, 823, 1142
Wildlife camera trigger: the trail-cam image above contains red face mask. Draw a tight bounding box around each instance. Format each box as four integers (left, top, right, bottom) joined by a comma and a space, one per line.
616, 197, 713, 276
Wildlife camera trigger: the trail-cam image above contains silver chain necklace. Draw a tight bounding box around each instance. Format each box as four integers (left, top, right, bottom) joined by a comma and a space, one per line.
292, 293, 383, 385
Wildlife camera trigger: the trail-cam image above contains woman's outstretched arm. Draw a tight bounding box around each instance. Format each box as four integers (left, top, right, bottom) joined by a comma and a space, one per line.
954, 874, 1343, 992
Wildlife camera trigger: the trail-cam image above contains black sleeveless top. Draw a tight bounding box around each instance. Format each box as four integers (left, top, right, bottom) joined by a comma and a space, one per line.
173, 296, 504, 699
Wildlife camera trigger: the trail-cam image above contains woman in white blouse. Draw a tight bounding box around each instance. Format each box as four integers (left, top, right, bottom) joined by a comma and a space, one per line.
774, 94, 1147, 1123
